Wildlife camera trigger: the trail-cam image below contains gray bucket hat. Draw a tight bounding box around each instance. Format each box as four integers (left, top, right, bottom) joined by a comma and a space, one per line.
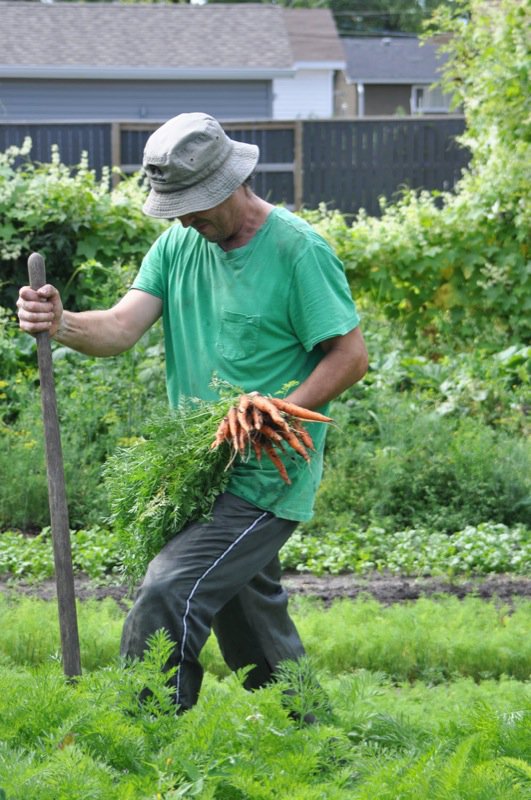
142, 112, 260, 218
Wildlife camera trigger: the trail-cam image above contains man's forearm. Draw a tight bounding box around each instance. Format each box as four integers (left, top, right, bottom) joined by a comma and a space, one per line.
286, 327, 369, 410
286, 350, 364, 410
54, 309, 134, 357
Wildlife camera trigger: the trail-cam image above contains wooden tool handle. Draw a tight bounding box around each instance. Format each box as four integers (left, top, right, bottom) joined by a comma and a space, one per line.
27, 252, 82, 678
28, 251, 47, 292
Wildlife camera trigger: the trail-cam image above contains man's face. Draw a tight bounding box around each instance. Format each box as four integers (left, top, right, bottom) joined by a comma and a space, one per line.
177, 195, 239, 245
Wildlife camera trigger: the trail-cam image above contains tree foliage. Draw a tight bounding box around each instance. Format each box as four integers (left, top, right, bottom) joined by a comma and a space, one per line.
306, 0, 530, 340
328, 0, 455, 36
45, 0, 458, 36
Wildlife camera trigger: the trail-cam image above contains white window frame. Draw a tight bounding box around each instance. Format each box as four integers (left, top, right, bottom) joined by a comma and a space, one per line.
411, 84, 451, 114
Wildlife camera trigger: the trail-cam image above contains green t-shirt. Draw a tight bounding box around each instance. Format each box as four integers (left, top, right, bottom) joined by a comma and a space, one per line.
132, 206, 360, 522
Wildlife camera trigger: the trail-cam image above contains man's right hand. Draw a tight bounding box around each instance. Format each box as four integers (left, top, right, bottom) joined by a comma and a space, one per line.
17, 284, 64, 338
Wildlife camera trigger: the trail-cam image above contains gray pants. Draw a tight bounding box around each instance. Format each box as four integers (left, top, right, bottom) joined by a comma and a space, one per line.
120, 492, 305, 710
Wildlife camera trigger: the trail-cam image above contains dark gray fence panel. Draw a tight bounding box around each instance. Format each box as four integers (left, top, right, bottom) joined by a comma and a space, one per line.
119, 126, 151, 170
224, 125, 295, 207
120, 122, 296, 206
0, 118, 469, 216
302, 117, 469, 217
0, 123, 111, 174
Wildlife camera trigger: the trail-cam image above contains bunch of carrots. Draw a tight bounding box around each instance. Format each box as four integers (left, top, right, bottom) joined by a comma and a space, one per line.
210, 392, 333, 484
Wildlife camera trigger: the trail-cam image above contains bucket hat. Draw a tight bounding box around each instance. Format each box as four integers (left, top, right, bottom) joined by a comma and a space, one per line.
142, 112, 260, 218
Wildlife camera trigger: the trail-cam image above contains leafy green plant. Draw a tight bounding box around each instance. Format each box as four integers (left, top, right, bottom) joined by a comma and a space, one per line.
104, 393, 238, 585
0, 315, 166, 530
0, 595, 123, 670
2, 306, 528, 578
280, 523, 531, 577
0, 529, 55, 581
0, 140, 168, 310
0, 525, 123, 584
301, 0, 530, 341
310, 390, 530, 536
294, 594, 531, 683
0, 595, 529, 799
1, 520, 529, 587
2, 592, 530, 685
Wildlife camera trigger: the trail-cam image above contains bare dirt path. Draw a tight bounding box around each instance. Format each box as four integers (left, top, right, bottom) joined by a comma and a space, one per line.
283, 572, 531, 606
2, 572, 530, 608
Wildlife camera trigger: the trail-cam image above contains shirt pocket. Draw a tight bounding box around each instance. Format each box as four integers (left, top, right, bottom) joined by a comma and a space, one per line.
216, 309, 261, 362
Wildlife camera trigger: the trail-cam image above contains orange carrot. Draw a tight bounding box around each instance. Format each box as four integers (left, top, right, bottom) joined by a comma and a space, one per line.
237, 394, 253, 434
269, 397, 333, 423
290, 419, 316, 451
259, 423, 283, 443
211, 416, 230, 449
263, 442, 291, 484
251, 405, 263, 431
238, 394, 252, 414
238, 425, 249, 454
227, 407, 241, 453
251, 437, 263, 462
277, 428, 310, 461
247, 394, 291, 433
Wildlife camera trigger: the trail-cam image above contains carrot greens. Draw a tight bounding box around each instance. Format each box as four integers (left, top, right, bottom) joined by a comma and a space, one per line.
104, 385, 327, 586
104, 395, 236, 586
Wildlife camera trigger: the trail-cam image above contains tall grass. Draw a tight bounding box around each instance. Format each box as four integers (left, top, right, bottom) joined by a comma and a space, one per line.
1, 593, 529, 683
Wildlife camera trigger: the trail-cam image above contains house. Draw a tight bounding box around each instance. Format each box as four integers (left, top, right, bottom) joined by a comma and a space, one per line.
336, 35, 453, 117
276, 8, 345, 119
0, 1, 345, 122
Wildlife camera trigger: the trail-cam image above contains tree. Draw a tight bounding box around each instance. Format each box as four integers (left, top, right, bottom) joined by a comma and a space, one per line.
47, 0, 459, 36
328, 0, 455, 36
425, 0, 530, 158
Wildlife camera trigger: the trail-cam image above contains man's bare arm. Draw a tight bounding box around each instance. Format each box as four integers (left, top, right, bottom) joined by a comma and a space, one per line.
285, 326, 369, 410
17, 286, 162, 357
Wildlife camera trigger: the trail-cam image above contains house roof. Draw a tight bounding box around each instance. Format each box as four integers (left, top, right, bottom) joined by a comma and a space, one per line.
283, 8, 345, 66
342, 36, 449, 84
0, 2, 344, 79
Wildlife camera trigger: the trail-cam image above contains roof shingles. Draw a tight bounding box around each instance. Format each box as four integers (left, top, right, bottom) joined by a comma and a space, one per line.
342, 36, 448, 83
0, 3, 294, 70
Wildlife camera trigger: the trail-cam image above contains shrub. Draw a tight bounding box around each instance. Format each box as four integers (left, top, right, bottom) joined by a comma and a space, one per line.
301, 0, 530, 342
0, 139, 168, 310
308, 387, 530, 537
0, 320, 166, 530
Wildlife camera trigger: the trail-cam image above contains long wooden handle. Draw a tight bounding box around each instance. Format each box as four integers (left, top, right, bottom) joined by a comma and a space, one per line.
28, 252, 82, 678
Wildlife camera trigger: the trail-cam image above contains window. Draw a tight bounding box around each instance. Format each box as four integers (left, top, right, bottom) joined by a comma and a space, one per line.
411, 85, 452, 114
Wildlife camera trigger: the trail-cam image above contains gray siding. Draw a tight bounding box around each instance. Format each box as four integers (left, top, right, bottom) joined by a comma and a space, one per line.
0, 79, 272, 121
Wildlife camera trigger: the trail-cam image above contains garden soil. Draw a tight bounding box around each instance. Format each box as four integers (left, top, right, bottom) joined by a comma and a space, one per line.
2, 572, 530, 609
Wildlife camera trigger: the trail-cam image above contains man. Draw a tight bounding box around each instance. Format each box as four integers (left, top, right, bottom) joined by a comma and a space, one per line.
18, 112, 368, 713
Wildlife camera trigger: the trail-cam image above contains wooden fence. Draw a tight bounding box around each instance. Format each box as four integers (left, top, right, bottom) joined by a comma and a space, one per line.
0, 117, 469, 217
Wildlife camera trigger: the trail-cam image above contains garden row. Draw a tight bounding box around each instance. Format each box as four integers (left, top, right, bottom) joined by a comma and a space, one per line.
0, 592, 529, 799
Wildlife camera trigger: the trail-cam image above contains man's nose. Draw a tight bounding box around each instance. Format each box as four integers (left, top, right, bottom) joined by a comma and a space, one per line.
178, 213, 195, 228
